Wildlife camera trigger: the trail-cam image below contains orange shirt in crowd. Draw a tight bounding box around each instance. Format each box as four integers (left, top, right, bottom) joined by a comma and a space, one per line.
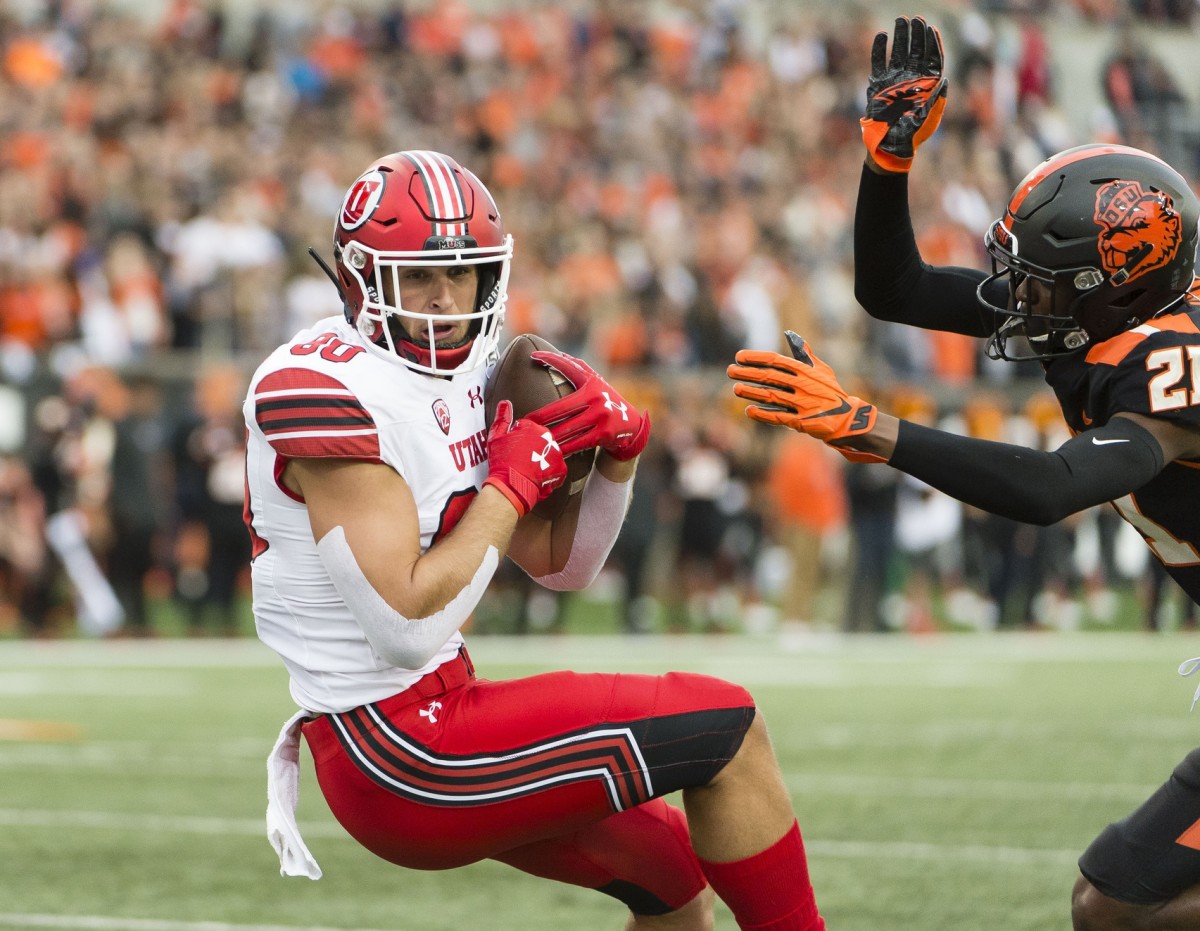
767, 433, 847, 534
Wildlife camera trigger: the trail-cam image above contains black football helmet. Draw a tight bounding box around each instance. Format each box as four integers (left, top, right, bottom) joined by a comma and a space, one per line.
979, 144, 1199, 361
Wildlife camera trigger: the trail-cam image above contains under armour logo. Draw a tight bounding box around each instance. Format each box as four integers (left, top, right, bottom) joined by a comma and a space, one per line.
531, 431, 560, 471
419, 700, 443, 724
467, 386, 484, 408
601, 391, 629, 421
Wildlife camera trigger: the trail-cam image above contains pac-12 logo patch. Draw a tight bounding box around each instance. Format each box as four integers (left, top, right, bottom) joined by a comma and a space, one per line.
432, 398, 451, 435
340, 170, 386, 231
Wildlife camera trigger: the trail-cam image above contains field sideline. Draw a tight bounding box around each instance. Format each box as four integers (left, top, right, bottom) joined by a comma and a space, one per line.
3, 631, 1200, 931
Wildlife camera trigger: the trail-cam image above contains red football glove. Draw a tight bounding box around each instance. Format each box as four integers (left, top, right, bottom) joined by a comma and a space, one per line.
727, 332, 885, 464
483, 399, 567, 517
860, 16, 947, 174
527, 351, 651, 461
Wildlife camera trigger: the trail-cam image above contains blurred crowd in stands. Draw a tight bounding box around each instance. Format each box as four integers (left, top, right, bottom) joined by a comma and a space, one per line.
1, 0, 1198, 638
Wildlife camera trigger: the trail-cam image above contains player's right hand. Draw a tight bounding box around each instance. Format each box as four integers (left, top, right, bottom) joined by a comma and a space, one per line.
528, 350, 650, 461
728, 332, 885, 463
860, 16, 947, 174
483, 399, 567, 517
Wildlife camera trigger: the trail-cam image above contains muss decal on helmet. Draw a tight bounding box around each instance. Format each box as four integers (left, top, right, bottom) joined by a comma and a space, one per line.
1094, 180, 1183, 286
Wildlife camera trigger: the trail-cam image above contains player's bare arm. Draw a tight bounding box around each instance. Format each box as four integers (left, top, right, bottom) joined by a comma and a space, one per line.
287, 457, 519, 620
1115, 411, 1200, 463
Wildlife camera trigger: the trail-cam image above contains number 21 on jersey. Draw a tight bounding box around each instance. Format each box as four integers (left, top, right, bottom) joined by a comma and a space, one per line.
1146, 346, 1200, 412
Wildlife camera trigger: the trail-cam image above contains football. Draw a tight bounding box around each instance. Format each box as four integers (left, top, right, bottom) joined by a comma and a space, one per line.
484, 333, 596, 519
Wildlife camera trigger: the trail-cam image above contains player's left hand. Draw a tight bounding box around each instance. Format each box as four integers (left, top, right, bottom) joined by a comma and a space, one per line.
727, 332, 885, 463
483, 399, 568, 517
527, 350, 650, 461
860, 15, 947, 174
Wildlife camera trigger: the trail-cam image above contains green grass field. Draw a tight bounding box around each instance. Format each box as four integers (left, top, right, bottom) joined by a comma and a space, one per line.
3, 630, 1200, 931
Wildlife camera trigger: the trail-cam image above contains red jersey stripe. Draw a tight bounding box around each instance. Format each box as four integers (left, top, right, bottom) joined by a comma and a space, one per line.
254, 368, 382, 462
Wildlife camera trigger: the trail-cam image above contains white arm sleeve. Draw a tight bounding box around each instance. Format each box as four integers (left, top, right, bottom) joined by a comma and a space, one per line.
316, 526, 499, 669
533, 470, 633, 591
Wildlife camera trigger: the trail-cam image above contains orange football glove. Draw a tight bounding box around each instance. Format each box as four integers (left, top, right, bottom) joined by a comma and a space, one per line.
728, 332, 885, 463
860, 16, 947, 174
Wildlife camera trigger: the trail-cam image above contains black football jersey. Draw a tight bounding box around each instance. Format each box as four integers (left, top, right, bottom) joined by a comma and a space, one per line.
1044, 298, 1200, 603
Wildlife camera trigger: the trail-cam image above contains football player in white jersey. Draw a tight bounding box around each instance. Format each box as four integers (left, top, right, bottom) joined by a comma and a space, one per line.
245, 150, 826, 930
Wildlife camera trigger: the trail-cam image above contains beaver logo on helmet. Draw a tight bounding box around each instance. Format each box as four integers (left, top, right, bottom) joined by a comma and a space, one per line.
979, 143, 1200, 362
1094, 180, 1183, 286
340, 170, 386, 231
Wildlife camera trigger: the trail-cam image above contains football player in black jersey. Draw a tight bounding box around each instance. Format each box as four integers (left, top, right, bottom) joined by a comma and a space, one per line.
727, 15, 1200, 931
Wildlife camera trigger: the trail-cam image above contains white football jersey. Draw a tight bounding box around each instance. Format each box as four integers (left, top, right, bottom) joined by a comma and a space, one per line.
244, 316, 493, 713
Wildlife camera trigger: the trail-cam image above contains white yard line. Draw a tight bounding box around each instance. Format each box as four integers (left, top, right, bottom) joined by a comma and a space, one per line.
0, 741, 267, 773
2, 631, 1197, 670
0, 671, 197, 697
0, 808, 344, 839
808, 839, 1079, 866
0, 806, 1080, 867
783, 771, 1158, 801
0, 915, 393, 931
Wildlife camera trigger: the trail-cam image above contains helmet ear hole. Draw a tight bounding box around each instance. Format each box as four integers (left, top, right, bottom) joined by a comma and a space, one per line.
475, 263, 501, 312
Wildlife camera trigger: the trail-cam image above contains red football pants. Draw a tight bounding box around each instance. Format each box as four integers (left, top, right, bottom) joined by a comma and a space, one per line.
301, 649, 754, 913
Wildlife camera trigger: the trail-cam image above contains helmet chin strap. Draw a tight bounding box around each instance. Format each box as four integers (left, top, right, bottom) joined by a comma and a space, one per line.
390, 317, 477, 369
307, 247, 352, 322
395, 337, 475, 369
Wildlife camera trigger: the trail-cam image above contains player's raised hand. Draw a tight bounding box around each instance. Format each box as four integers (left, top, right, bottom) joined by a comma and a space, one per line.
483, 400, 567, 517
860, 15, 947, 174
728, 332, 884, 463
528, 350, 650, 461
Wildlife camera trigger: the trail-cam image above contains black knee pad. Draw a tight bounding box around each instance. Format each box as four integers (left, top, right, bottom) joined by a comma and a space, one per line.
1173, 746, 1200, 789
1079, 747, 1200, 905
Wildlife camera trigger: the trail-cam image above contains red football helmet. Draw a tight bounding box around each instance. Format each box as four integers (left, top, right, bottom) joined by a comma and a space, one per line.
330, 150, 512, 375
978, 144, 1199, 361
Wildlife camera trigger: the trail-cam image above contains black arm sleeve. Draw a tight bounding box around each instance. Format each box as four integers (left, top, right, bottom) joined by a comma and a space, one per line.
853, 165, 1002, 338
887, 416, 1165, 525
